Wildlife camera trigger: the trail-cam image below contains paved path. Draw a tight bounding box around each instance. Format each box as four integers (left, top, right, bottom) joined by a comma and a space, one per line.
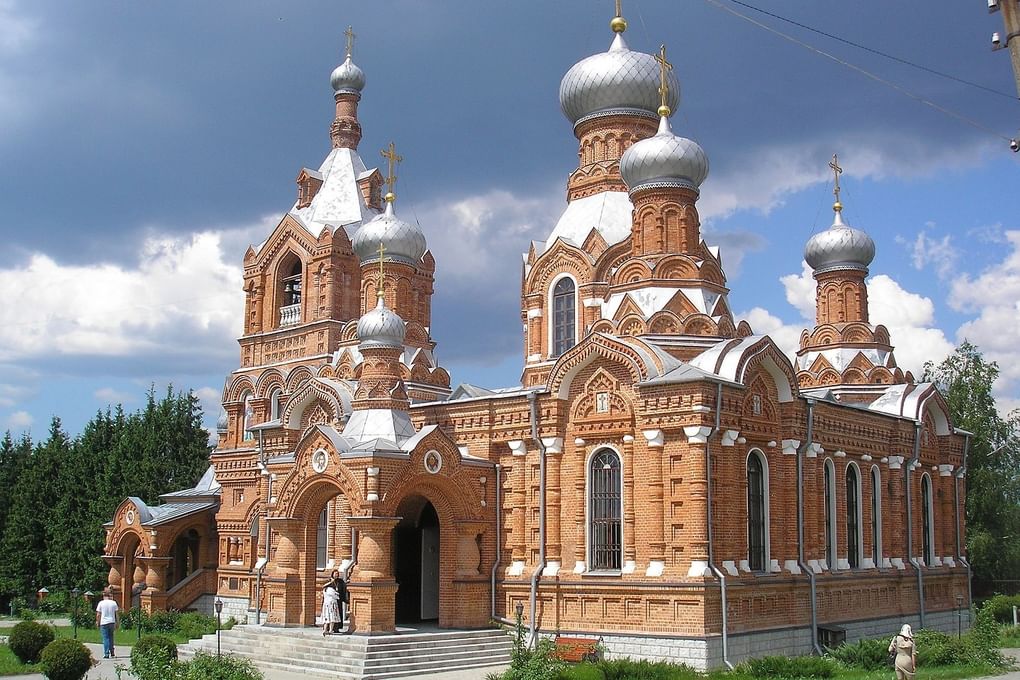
3, 642, 508, 680
0, 618, 70, 628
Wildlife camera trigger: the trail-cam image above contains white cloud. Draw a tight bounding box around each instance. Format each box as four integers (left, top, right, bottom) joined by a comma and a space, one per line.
780, 263, 817, 321
899, 225, 957, 280
0, 382, 33, 409
0, 0, 36, 55
738, 307, 801, 359
93, 387, 136, 406
5, 409, 32, 430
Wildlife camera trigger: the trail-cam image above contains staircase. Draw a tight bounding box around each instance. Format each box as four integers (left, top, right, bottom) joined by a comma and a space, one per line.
178, 624, 512, 679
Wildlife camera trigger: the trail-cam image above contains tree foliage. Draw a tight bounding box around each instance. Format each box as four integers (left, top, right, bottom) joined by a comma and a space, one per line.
923, 341, 1020, 591
0, 386, 211, 598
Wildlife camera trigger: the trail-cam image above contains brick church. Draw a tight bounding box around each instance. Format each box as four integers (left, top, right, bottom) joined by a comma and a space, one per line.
103, 6, 970, 668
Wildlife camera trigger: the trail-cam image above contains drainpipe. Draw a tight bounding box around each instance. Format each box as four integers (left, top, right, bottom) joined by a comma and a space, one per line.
255, 428, 267, 625
796, 399, 823, 655
527, 391, 548, 648
490, 463, 504, 623
705, 382, 734, 670
906, 421, 925, 629
957, 435, 971, 621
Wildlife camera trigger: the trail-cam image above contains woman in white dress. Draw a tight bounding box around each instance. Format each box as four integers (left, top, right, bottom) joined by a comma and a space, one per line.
321, 583, 341, 636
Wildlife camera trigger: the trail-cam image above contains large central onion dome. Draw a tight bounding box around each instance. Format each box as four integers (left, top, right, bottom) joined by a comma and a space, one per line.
357, 298, 406, 349
620, 115, 708, 191
331, 54, 366, 94
352, 201, 427, 266
804, 207, 876, 273
559, 31, 679, 126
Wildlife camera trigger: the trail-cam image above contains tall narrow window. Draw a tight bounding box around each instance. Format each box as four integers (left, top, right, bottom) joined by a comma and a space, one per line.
871, 466, 882, 566
589, 449, 622, 571
552, 278, 576, 357
283, 260, 302, 306
921, 475, 934, 566
316, 505, 329, 570
250, 516, 259, 544
846, 465, 861, 569
242, 391, 254, 441
269, 388, 283, 421
824, 460, 836, 569
747, 452, 767, 572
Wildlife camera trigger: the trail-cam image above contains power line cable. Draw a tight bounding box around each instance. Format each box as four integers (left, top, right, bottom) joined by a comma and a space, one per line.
704, 0, 1014, 144
723, 0, 1020, 103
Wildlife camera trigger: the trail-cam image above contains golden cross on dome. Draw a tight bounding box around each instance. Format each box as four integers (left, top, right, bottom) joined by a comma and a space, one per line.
829, 153, 843, 210
655, 44, 673, 115
344, 25, 356, 58
381, 141, 402, 202
376, 243, 386, 301
615, 0, 622, 17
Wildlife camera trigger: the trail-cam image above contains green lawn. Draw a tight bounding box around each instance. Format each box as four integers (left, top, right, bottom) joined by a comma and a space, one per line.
0, 645, 33, 675
51, 625, 193, 646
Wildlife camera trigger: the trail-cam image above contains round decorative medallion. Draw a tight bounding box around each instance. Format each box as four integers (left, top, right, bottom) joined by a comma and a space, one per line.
125, 510, 135, 526
423, 449, 442, 474
311, 448, 329, 474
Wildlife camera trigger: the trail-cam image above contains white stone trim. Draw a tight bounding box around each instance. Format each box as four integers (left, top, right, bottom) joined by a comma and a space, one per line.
939, 464, 954, 477
622, 434, 635, 443
526, 308, 543, 318
684, 425, 712, 444
784, 560, 802, 575
622, 560, 636, 574
582, 298, 602, 308
781, 439, 800, 455
645, 560, 665, 577
542, 561, 560, 576
891, 557, 905, 570
722, 560, 739, 576
541, 437, 563, 454
834, 449, 846, 458
508, 440, 527, 456
507, 561, 525, 576
687, 560, 711, 577
642, 429, 664, 447
720, 429, 740, 447
573, 561, 586, 574
888, 455, 904, 470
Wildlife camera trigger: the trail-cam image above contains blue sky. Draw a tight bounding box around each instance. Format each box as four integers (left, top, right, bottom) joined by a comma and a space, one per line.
1, 0, 1018, 439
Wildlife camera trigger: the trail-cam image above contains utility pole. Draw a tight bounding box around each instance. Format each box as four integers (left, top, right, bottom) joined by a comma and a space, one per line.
990, 0, 1020, 98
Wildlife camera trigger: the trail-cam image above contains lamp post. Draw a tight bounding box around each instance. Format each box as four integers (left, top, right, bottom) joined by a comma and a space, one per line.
956, 594, 964, 639
71, 588, 80, 640
514, 601, 524, 649
214, 598, 223, 658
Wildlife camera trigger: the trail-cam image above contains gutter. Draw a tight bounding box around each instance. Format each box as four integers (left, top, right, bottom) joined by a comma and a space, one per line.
957, 434, 972, 623
705, 382, 734, 670
255, 428, 267, 625
527, 391, 548, 648
796, 399, 823, 655
906, 421, 925, 629
490, 464, 504, 623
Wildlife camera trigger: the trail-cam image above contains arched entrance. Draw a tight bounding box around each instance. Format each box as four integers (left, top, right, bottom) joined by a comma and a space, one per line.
298, 489, 353, 626
167, 529, 200, 590
394, 498, 440, 623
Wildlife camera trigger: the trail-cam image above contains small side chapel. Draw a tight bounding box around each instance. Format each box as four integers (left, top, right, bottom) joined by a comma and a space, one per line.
103, 8, 970, 668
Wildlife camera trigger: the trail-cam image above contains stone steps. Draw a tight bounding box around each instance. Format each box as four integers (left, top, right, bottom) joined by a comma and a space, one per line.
177, 625, 512, 679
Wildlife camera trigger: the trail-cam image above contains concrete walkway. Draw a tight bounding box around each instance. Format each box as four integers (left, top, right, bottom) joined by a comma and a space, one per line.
4, 642, 508, 680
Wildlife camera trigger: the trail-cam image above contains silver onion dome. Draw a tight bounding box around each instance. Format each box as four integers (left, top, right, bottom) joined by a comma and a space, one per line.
804, 209, 876, 273
357, 298, 406, 349
215, 408, 228, 433
620, 115, 709, 191
331, 55, 366, 94
352, 201, 427, 266
560, 33, 680, 126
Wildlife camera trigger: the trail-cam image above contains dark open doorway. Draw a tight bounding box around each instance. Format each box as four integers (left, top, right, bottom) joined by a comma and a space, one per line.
394, 500, 440, 623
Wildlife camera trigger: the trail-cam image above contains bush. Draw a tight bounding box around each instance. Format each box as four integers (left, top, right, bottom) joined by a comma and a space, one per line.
147, 608, 182, 633
38, 593, 69, 614
130, 647, 179, 680
178, 652, 263, 680
981, 594, 1020, 624
8, 620, 55, 664
744, 655, 835, 679
825, 637, 889, 671
69, 605, 94, 630
596, 658, 701, 680
558, 664, 605, 680
119, 607, 148, 631
131, 634, 178, 665
176, 611, 217, 639
39, 638, 93, 680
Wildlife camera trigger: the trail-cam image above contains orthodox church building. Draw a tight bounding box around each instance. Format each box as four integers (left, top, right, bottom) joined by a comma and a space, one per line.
103, 8, 970, 668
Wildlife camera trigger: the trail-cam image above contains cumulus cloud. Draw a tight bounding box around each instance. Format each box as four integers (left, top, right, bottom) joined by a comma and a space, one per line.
93, 387, 137, 406
898, 224, 957, 280
5, 410, 32, 430
738, 307, 802, 359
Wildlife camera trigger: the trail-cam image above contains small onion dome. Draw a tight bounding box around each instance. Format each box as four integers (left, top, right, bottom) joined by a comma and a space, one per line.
357, 297, 406, 349
331, 55, 366, 94
352, 201, 427, 266
620, 115, 709, 191
215, 408, 228, 434
559, 32, 679, 126
804, 207, 876, 273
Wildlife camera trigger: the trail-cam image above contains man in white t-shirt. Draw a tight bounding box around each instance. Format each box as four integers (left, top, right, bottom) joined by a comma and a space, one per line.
95, 590, 119, 659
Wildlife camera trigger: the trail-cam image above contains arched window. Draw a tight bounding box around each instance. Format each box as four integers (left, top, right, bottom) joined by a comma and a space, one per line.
747, 452, 767, 572
279, 257, 303, 327
269, 388, 283, 421
921, 474, 934, 566
824, 460, 836, 569
871, 466, 882, 567
316, 503, 330, 570
283, 260, 302, 306
242, 391, 254, 441
249, 515, 259, 543
552, 277, 576, 357
846, 464, 861, 569
589, 449, 622, 571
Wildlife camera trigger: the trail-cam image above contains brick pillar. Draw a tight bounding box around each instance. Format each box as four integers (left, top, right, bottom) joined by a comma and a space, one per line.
543, 438, 563, 566
508, 441, 527, 569
264, 517, 304, 626
573, 438, 587, 572
682, 426, 713, 577
139, 557, 171, 612
622, 435, 636, 571
103, 556, 124, 607
643, 429, 666, 574
348, 516, 399, 634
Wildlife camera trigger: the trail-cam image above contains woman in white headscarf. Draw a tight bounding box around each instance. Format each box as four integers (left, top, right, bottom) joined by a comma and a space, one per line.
888, 624, 916, 680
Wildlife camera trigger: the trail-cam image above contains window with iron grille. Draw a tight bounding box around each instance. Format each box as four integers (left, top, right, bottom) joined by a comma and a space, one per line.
589, 449, 622, 571
316, 505, 329, 570
921, 475, 934, 566
824, 461, 836, 568
552, 278, 576, 357
846, 465, 860, 569
871, 466, 881, 565
747, 453, 766, 571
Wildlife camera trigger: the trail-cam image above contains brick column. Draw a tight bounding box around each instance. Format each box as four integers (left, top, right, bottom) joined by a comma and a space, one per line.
264, 517, 303, 625
348, 516, 400, 634
682, 426, 713, 577
542, 438, 563, 569
938, 465, 955, 564
508, 441, 527, 573
573, 438, 587, 573
643, 429, 666, 576
139, 556, 171, 612
622, 434, 636, 571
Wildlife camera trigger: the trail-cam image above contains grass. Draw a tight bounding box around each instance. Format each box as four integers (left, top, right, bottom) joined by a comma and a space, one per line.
0, 645, 33, 675
998, 624, 1020, 648
51, 625, 194, 646
702, 665, 1002, 680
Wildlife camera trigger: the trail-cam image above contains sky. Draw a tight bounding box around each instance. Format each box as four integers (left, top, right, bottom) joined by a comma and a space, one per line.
1, 0, 1019, 441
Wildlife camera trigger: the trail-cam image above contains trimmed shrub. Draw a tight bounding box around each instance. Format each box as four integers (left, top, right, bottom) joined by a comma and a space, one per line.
178, 651, 264, 680
826, 637, 889, 671
131, 634, 178, 665
558, 664, 605, 680
8, 620, 55, 664
744, 655, 835, 679
597, 658, 701, 680
39, 638, 93, 680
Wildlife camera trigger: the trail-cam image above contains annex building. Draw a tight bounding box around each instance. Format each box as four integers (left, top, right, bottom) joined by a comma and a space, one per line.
103, 7, 971, 668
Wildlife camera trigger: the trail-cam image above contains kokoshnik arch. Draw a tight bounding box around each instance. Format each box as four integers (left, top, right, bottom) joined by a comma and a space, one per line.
102, 7, 970, 669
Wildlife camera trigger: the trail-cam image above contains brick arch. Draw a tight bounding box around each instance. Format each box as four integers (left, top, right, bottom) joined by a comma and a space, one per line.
254, 368, 285, 398
648, 311, 682, 334
526, 240, 594, 294
618, 314, 646, 336
379, 474, 474, 525
285, 365, 315, 392
653, 255, 699, 280
548, 334, 651, 400
340, 320, 359, 342
683, 314, 717, 336
593, 241, 632, 282
282, 380, 349, 430
697, 259, 727, 286
224, 375, 256, 403
613, 259, 652, 286
154, 517, 214, 560
276, 456, 363, 522
841, 323, 874, 344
